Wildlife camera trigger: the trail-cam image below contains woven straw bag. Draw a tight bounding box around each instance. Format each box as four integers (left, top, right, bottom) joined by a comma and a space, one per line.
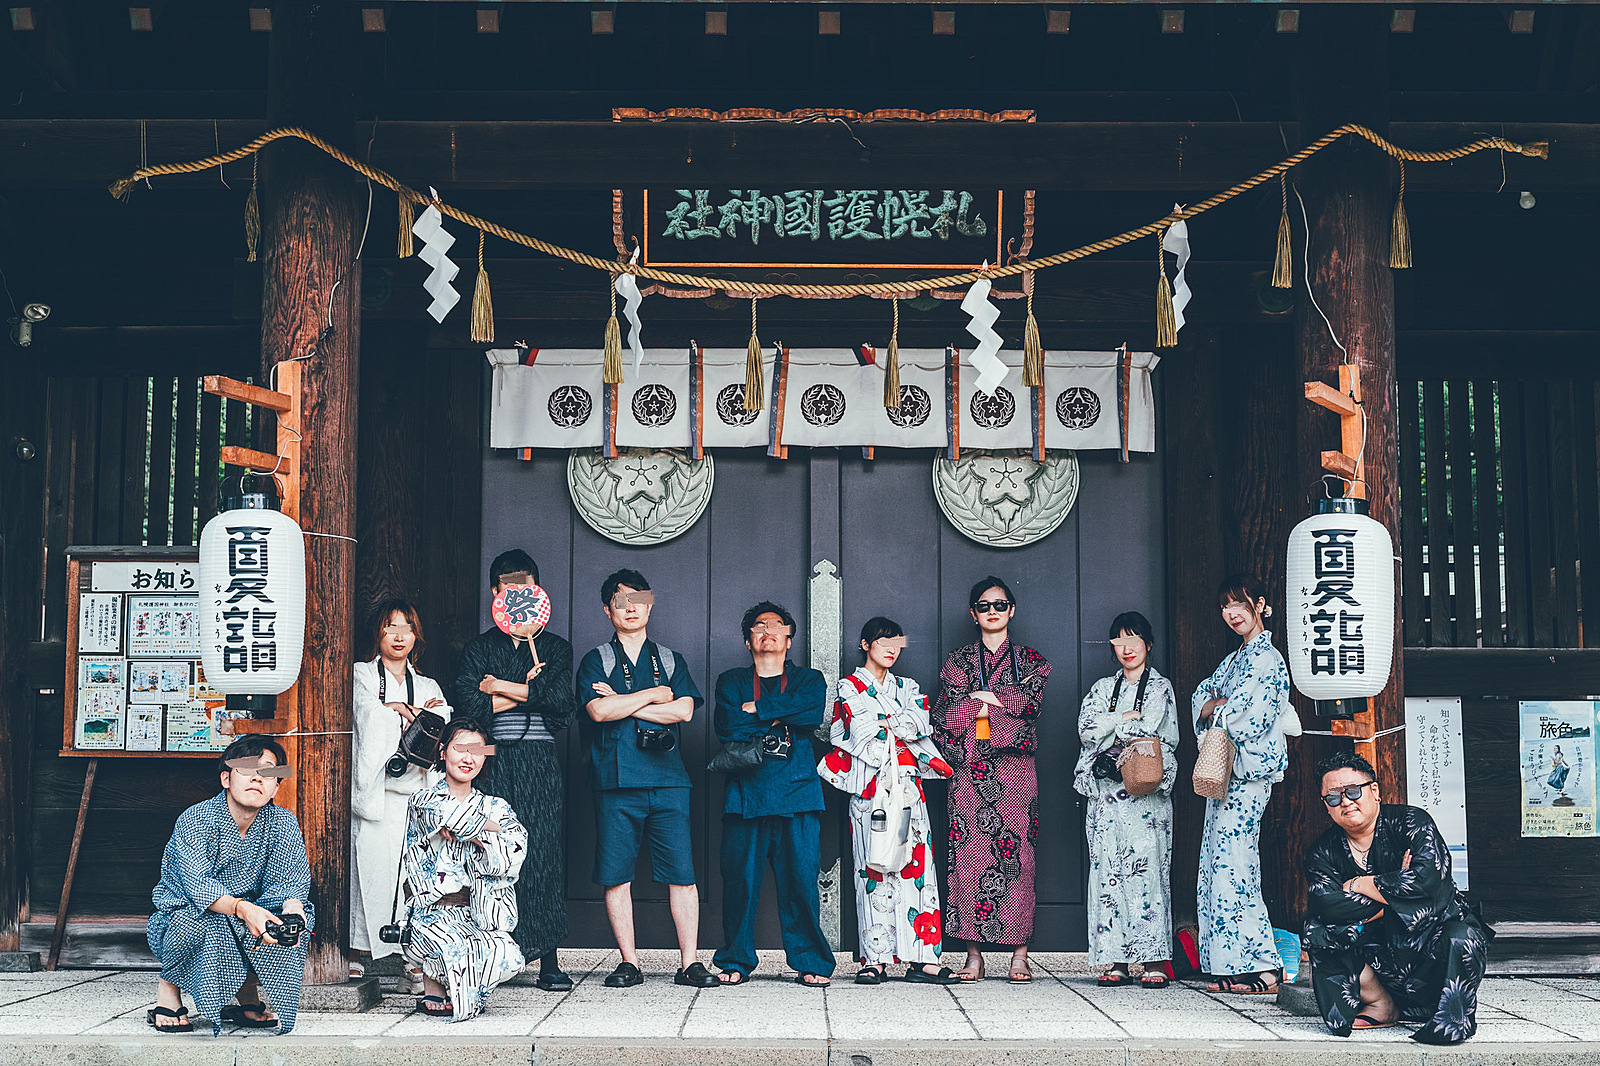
1118, 737, 1164, 797
1193, 709, 1235, 800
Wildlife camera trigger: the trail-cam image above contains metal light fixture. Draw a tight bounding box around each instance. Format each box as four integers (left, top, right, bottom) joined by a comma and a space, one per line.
1519, 190, 1537, 210
8, 302, 49, 347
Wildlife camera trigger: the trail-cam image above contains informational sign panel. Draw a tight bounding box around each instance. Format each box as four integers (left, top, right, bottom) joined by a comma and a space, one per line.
1404, 697, 1470, 888
64, 548, 234, 758
1519, 701, 1598, 838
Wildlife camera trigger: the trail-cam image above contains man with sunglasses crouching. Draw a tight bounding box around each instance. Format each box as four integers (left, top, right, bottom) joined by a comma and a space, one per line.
1303, 751, 1492, 1046
146, 737, 313, 1035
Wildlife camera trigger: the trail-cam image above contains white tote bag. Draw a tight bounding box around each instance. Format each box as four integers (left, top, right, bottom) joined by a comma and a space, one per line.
865, 764, 915, 875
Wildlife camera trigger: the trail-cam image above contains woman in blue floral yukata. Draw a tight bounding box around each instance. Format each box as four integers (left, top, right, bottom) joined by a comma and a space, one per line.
1190, 574, 1299, 995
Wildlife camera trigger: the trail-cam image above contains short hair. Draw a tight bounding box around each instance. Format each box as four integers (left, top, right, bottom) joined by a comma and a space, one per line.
218, 735, 288, 776
741, 601, 795, 641
436, 719, 490, 770
859, 616, 904, 657
968, 575, 1017, 608
1109, 611, 1155, 648
366, 598, 425, 662
1314, 750, 1376, 782
489, 549, 539, 589
1217, 572, 1269, 611
601, 568, 651, 606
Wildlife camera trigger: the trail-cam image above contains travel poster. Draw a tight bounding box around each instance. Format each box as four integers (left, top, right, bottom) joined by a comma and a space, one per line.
1519, 701, 1598, 838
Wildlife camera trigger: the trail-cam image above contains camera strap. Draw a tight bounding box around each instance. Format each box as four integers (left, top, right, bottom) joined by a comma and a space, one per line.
614, 640, 664, 693
753, 668, 788, 703
974, 641, 1020, 698
1107, 669, 1152, 722
377, 660, 415, 707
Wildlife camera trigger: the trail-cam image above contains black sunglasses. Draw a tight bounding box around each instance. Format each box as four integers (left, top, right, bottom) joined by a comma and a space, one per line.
972, 599, 1013, 613
1322, 780, 1377, 807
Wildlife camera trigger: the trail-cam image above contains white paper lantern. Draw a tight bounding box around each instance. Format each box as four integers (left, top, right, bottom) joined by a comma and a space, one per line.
1285, 497, 1395, 703
199, 493, 306, 695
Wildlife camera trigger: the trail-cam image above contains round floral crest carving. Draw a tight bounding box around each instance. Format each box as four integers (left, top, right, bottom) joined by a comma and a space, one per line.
567, 448, 714, 546
885, 384, 932, 429
968, 386, 1016, 429
1055, 386, 1102, 430
716, 384, 761, 427
631, 383, 678, 427
801, 383, 847, 427
931, 450, 1079, 548
547, 384, 593, 429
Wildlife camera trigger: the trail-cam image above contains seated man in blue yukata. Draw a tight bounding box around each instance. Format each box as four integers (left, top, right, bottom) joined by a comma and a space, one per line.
146, 736, 314, 1034
576, 568, 718, 990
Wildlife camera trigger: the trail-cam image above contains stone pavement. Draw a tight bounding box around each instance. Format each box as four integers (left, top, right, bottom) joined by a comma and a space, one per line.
3, 949, 1599, 1065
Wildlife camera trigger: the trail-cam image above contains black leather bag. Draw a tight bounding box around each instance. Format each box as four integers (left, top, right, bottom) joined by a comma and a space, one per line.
707, 739, 764, 774
386, 710, 448, 776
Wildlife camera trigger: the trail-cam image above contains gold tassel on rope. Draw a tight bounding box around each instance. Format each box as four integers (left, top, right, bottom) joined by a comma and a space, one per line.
884, 297, 903, 409
397, 192, 414, 258
1022, 273, 1043, 387
1389, 159, 1412, 269
471, 230, 495, 344
744, 297, 765, 411
244, 156, 260, 263
602, 275, 623, 384
1272, 174, 1293, 288
1155, 232, 1178, 349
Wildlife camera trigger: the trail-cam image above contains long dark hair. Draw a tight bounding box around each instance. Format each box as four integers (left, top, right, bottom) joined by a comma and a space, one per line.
367, 598, 425, 662
1216, 573, 1269, 613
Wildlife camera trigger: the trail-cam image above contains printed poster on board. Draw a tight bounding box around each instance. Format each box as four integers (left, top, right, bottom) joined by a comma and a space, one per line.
1404, 697, 1470, 888
77, 593, 123, 654
1519, 701, 1598, 838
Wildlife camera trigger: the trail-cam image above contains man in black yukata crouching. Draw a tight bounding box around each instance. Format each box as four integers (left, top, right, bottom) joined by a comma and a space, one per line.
1304, 751, 1493, 1046
146, 736, 313, 1034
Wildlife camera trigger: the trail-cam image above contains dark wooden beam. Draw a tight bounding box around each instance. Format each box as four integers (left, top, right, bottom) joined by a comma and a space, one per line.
3, 120, 1590, 191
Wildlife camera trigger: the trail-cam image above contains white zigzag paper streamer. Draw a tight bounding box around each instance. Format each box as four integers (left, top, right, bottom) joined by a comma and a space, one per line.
411, 187, 461, 323
960, 262, 1008, 396
1162, 205, 1192, 338
615, 272, 645, 373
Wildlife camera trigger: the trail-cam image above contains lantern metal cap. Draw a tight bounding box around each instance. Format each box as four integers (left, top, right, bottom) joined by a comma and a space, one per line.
223, 491, 281, 512
1315, 496, 1370, 516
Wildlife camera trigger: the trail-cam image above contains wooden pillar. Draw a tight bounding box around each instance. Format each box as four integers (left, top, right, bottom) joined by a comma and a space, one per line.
261, 1, 361, 985
1271, 6, 1405, 921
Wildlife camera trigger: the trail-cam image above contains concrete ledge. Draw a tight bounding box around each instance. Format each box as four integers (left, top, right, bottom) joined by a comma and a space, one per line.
0, 951, 42, 972
299, 976, 382, 1012
1277, 981, 1321, 1017
1, 1038, 534, 1066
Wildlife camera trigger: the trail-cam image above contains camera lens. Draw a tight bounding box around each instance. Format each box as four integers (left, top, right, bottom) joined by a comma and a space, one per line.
386, 753, 410, 777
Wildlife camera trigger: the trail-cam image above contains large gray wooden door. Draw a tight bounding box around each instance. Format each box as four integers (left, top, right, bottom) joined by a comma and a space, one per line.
481, 439, 1165, 951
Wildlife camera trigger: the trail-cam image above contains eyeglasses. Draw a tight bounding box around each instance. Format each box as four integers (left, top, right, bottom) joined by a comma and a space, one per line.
383, 624, 414, 635
1321, 780, 1377, 807
749, 622, 791, 636
972, 600, 1013, 613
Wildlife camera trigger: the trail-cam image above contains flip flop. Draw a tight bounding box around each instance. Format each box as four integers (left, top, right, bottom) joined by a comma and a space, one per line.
718, 969, 749, 986
1098, 970, 1131, 987
146, 1006, 193, 1033
414, 994, 453, 1016
219, 1003, 278, 1028
1140, 972, 1170, 989
1353, 1013, 1397, 1030
794, 973, 831, 987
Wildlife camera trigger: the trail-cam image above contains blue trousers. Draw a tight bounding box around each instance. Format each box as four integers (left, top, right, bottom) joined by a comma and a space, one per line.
713, 812, 835, 978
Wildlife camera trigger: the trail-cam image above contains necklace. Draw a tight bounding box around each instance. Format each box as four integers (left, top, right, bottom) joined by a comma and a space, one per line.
1349, 839, 1371, 868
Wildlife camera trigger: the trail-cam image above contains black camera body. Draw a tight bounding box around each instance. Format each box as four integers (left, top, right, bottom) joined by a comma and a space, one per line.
636, 725, 677, 752
761, 727, 792, 760
1091, 747, 1124, 783
264, 912, 306, 948
378, 921, 411, 948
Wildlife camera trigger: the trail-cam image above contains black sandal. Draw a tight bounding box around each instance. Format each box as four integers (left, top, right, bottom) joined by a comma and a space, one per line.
1208, 971, 1280, 995
717, 969, 749, 985
1140, 971, 1170, 989
794, 972, 831, 987
415, 994, 454, 1016
146, 1006, 193, 1033
1098, 970, 1131, 987
903, 964, 962, 985
855, 965, 885, 985
219, 1002, 278, 1028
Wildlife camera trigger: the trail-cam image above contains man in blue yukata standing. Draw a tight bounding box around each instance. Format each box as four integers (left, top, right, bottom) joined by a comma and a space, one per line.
711, 601, 835, 987
146, 736, 313, 1034
576, 568, 719, 989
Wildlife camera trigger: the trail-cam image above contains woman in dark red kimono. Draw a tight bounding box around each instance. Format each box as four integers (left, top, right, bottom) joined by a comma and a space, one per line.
932, 576, 1051, 983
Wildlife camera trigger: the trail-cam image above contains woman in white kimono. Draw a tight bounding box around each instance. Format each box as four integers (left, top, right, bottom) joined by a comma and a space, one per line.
818, 617, 960, 985
403, 720, 528, 1020
1074, 611, 1179, 987
1191, 574, 1298, 995
351, 600, 451, 984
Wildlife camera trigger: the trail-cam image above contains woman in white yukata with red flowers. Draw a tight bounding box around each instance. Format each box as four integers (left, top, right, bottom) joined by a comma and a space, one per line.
818, 617, 960, 985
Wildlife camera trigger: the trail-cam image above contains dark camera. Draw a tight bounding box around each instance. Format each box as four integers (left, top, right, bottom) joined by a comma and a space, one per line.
385, 752, 411, 778
1091, 748, 1124, 783
263, 912, 305, 948
761, 728, 792, 760
378, 922, 410, 947
636, 726, 677, 752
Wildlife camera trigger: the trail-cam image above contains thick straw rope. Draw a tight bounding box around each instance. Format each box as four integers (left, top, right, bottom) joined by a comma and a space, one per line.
109, 124, 1547, 299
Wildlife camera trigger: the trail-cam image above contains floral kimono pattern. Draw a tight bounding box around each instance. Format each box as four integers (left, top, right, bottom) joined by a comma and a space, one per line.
932, 639, 1051, 946
1304, 804, 1493, 1043
1073, 667, 1180, 965
818, 668, 953, 965
401, 780, 529, 1021
146, 794, 315, 1035
1189, 631, 1292, 976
